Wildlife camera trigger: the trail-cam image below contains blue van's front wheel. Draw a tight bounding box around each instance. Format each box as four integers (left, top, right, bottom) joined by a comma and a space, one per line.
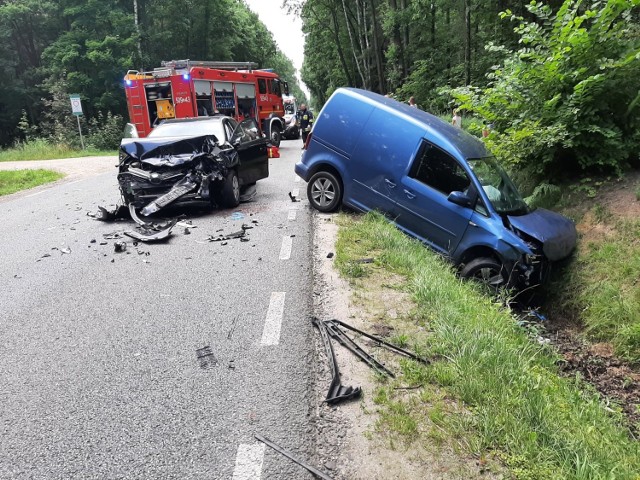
460, 257, 508, 289
307, 171, 342, 212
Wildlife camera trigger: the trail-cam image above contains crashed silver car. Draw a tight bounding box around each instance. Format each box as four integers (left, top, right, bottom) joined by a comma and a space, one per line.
118, 116, 271, 216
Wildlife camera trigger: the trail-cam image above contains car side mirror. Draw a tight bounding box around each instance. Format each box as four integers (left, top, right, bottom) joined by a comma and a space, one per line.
447, 191, 473, 208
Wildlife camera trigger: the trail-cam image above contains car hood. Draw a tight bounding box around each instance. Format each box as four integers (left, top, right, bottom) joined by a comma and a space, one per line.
120, 135, 223, 167
507, 208, 577, 261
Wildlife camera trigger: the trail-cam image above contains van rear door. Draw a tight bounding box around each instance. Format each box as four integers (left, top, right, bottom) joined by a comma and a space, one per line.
395, 141, 473, 254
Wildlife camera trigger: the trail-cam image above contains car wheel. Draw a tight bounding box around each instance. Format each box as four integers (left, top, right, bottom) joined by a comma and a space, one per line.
214, 169, 240, 208
270, 125, 282, 147
307, 171, 342, 212
460, 257, 508, 289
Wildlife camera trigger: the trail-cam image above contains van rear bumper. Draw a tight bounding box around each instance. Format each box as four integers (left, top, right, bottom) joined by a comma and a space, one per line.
294, 161, 310, 182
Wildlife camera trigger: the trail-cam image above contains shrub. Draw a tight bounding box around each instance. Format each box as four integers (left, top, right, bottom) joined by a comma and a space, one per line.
87, 112, 125, 150
449, 0, 640, 181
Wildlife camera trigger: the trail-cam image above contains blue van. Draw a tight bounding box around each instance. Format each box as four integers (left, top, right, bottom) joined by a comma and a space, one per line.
295, 88, 577, 289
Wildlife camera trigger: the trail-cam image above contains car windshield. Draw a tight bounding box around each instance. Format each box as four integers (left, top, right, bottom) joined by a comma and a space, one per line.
468, 157, 530, 215
149, 120, 226, 143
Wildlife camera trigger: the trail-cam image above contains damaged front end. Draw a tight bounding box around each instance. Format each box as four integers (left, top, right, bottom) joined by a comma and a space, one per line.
118, 135, 238, 215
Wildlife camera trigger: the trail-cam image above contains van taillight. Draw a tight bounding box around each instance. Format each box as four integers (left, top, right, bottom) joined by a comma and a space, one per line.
303, 132, 312, 150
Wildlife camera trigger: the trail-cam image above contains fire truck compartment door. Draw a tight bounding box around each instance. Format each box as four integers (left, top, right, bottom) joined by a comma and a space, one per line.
235, 83, 256, 99
214, 82, 233, 93
194, 80, 212, 96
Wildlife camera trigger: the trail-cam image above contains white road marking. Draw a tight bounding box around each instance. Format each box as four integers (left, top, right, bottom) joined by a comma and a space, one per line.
287, 209, 297, 221
232, 443, 265, 480
292, 188, 300, 199
294, 175, 300, 183
279, 236, 293, 260
261, 292, 286, 346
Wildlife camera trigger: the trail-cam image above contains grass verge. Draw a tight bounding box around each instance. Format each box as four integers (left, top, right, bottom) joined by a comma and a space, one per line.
0, 139, 114, 162
0, 169, 64, 196
335, 211, 640, 479
555, 204, 640, 362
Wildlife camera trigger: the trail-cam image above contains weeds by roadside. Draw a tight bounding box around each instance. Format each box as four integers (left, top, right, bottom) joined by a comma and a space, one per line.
0, 139, 114, 162
0, 169, 64, 196
335, 211, 640, 480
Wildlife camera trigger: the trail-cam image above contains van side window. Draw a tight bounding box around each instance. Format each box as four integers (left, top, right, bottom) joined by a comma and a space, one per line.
258, 79, 267, 95
409, 142, 471, 195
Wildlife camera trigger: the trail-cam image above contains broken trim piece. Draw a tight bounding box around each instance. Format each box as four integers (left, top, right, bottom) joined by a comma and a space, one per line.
327, 319, 429, 365
254, 434, 334, 480
124, 220, 177, 243
312, 317, 362, 404
324, 321, 395, 378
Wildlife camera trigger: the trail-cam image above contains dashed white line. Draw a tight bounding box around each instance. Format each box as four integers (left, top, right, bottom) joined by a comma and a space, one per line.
291, 188, 300, 199
287, 209, 297, 221
294, 175, 300, 183
232, 443, 265, 480
261, 292, 286, 346
279, 236, 293, 260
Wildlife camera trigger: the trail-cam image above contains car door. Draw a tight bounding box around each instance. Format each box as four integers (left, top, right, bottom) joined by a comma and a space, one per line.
229, 118, 269, 184
395, 140, 474, 254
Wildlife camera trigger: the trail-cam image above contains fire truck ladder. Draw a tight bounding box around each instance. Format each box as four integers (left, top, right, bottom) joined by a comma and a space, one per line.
125, 70, 149, 134
160, 60, 259, 71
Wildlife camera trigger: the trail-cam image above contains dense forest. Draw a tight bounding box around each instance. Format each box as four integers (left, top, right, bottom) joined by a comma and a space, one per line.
2, 0, 639, 183
0, 0, 306, 149
289, 0, 640, 182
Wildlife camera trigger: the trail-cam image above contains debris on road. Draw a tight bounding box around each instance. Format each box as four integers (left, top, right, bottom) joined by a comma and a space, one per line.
196, 346, 218, 369
94, 205, 130, 221
114, 241, 127, 253
124, 220, 176, 243
312, 317, 362, 404
288, 191, 300, 202
326, 252, 334, 259
254, 434, 334, 480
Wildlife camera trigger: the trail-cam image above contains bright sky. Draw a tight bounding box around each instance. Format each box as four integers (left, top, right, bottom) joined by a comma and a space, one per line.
243, 0, 309, 97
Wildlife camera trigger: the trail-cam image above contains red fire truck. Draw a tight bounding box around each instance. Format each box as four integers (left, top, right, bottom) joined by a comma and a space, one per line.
124, 60, 289, 146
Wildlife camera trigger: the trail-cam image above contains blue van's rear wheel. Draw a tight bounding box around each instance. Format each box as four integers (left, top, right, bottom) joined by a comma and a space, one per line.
307, 171, 342, 212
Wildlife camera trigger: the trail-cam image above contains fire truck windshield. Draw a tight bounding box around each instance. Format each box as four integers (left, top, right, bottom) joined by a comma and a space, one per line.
148, 118, 227, 143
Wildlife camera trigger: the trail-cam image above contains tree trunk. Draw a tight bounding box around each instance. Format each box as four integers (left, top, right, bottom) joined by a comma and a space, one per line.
368, 0, 386, 93
133, 0, 144, 67
341, 0, 366, 87
464, 0, 471, 85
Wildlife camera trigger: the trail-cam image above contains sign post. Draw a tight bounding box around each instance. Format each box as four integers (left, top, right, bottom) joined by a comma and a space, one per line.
69, 94, 85, 149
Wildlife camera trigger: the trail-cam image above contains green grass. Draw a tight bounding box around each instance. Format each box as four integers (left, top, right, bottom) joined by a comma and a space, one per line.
335, 212, 640, 480
0, 139, 114, 162
0, 169, 64, 196
562, 213, 640, 362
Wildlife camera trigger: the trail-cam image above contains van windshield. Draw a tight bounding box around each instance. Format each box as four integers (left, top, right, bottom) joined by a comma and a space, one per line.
468, 157, 530, 215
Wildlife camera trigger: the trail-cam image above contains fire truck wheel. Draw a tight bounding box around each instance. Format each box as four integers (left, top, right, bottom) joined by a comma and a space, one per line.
214, 169, 240, 208
270, 125, 282, 147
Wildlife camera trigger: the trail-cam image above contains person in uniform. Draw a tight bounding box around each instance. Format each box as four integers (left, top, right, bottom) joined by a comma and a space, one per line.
297, 104, 314, 146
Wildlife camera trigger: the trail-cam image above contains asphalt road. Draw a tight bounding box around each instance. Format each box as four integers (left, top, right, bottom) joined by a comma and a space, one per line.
0, 140, 317, 479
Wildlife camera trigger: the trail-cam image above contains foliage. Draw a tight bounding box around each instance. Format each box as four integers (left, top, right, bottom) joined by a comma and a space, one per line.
87, 112, 125, 150
0, 169, 63, 196
336, 211, 640, 479
0, 0, 305, 147
450, 1, 640, 180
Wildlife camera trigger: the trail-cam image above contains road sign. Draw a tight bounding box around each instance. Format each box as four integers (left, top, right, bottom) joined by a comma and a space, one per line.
70, 94, 83, 116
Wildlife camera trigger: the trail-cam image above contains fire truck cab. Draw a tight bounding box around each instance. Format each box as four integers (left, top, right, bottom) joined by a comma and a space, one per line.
124, 60, 289, 146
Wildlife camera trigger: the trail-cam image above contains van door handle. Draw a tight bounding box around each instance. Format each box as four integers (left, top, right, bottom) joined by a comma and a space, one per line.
384, 178, 396, 188
404, 189, 416, 199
